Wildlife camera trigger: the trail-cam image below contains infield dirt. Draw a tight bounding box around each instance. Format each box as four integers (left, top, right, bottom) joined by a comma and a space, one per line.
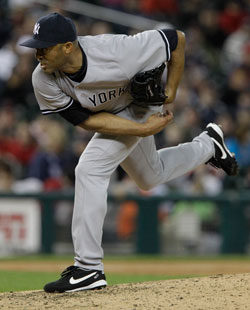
0, 273, 250, 310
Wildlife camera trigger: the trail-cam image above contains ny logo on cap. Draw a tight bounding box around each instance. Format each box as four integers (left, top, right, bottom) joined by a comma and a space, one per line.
33, 23, 40, 36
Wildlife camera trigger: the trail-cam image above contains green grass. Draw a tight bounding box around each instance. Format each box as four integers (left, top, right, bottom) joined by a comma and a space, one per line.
0, 270, 58, 292
0, 270, 191, 293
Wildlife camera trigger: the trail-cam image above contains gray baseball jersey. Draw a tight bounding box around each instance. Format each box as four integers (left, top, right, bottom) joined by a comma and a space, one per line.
32, 29, 176, 124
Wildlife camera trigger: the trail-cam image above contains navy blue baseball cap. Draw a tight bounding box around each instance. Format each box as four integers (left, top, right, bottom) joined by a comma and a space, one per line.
19, 12, 77, 48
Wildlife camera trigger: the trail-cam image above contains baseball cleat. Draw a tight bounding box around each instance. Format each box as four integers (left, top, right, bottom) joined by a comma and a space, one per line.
205, 123, 239, 176
44, 266, 107, 293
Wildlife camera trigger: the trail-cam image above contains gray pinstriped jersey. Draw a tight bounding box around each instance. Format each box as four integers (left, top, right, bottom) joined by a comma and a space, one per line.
32, 30, 171, 115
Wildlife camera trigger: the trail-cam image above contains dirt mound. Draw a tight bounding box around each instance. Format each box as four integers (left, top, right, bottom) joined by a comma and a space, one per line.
0, 273, 249, 310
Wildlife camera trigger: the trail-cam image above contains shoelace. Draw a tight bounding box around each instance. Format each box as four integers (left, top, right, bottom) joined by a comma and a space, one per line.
61, 266, 77, 277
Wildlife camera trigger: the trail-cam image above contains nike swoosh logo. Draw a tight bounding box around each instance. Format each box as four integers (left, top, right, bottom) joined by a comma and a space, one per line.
69, 272, 97, 285
211, 138, 227, 159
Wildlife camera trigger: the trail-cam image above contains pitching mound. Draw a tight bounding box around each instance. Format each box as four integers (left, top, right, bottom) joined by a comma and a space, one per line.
1, 273, 249, 310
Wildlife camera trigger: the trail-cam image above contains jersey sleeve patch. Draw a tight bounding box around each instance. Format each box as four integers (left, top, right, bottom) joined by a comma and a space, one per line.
157, 29, 178, 61
58, 100, 92, 126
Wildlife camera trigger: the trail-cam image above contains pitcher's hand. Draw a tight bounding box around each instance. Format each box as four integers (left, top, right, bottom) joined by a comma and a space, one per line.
141, 110, 174, 137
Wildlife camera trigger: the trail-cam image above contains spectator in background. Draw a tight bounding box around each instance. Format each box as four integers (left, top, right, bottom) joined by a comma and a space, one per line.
221, 63, 250, 114
218, 1, 249, 35
198, 7, 226, 49
0, 157, 43, 193
139, 0, 179, 19
197, 82, 226, 126
0, 105, 16, 137
89, 21, 114, 35
221, 16, 250, 71
0, 159, 14, 192
0, 121, 37, 175
0, 40, 18, 97
0, 3, 12, 49
178, 106, 202, 141
28, 118, 78, 190
0, 104, 38, 173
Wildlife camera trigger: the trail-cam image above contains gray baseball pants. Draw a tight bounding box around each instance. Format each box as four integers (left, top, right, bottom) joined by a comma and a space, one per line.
72, 105, 215, 271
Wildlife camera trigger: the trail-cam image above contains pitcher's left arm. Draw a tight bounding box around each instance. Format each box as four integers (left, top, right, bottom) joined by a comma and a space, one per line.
164, 30, 186, 104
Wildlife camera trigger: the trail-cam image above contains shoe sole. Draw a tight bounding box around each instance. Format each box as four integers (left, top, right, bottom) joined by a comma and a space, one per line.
64, 279, 107, 293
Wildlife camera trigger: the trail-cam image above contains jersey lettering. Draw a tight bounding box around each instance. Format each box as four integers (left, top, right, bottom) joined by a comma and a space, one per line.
88, 87, 126, 107
88, 95, 96, 106
98, 93, 107, 104
118, 87, 125, 96
109, 90, 116, 100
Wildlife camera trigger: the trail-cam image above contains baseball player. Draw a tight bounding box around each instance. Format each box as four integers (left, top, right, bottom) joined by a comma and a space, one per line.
20, 12, 238, 293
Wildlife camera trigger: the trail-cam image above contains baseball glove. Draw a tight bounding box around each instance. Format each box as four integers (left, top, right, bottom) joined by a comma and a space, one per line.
128, 63, 167, 106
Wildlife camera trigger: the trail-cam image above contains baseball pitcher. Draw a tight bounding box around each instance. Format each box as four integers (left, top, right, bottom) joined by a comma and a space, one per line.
20, 12, 238, 293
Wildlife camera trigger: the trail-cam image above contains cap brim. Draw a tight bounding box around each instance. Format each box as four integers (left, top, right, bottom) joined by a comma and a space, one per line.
19, 38, 56, 48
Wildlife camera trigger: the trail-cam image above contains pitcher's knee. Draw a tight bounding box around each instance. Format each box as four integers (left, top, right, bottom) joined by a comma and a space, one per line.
137, 179, 157, 191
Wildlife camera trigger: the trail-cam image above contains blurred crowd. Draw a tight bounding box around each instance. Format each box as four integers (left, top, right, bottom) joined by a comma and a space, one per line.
0, 0, 250, 197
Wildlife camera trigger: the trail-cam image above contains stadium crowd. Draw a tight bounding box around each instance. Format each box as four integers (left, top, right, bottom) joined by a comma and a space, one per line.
0, 0, 249, 197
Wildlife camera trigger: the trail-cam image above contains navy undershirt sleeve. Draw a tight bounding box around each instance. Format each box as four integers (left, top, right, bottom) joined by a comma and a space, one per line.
59, 100, 92, 126
157, 29, 178, 61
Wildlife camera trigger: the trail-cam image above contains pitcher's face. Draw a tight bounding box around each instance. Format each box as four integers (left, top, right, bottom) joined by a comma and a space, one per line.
36, 44, 66, 73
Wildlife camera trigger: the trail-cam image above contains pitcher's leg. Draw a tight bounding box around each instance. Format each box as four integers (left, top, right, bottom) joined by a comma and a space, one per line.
157, 132, 214, 182
121, 132, 214, 190
72, 133, 140, 271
